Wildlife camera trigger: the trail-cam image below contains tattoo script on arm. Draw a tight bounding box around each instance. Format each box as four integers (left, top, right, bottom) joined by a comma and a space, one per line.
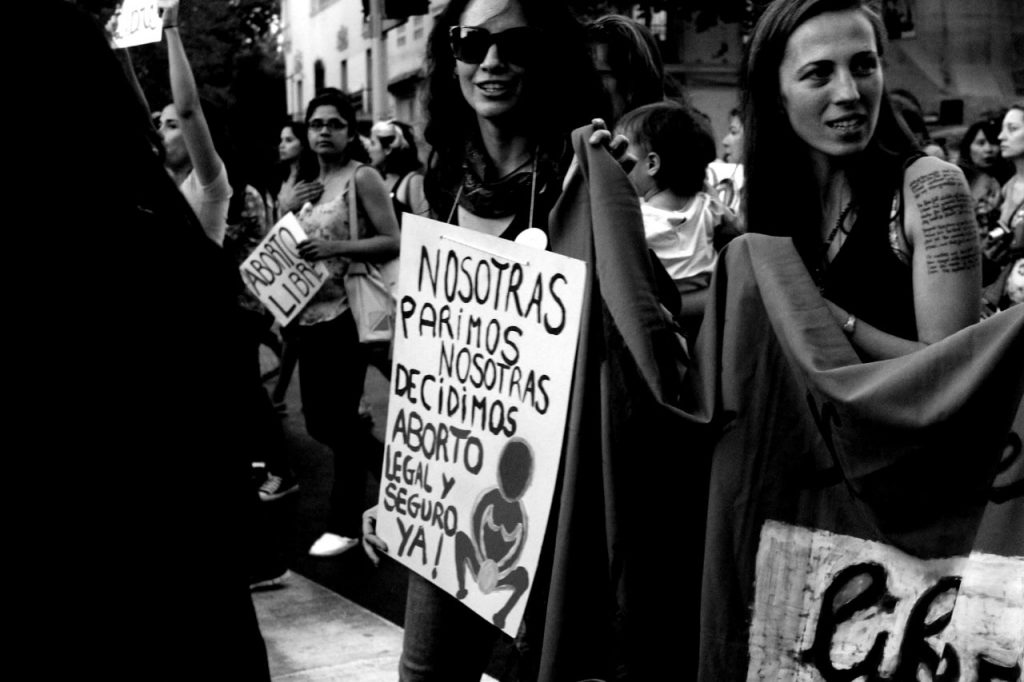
909, 168, 979, 275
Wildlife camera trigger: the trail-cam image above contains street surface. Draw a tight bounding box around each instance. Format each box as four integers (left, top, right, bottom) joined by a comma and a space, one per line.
258, 350, 518, 679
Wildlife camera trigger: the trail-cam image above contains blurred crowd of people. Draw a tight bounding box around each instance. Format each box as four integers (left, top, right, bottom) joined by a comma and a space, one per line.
41, 0, 1023, 679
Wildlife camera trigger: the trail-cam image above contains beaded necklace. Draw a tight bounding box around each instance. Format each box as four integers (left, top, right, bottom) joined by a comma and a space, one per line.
811, 200, 855, 289
821, 201, 855, 260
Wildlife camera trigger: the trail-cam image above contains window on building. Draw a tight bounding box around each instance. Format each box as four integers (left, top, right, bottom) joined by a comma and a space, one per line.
340, 59, 348, 92
398, 35, 407, 46
314, 59, 325, 94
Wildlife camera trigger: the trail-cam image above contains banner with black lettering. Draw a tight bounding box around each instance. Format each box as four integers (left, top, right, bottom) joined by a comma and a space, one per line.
696, 234, 1024, 681
375, 214, 586, 637
239, 213, 329, 326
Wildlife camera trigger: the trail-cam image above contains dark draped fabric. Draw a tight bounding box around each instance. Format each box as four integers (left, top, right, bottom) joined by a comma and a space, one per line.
520, 127, 704, 681
16, 3, 269, 677
516, 129, 1023, 679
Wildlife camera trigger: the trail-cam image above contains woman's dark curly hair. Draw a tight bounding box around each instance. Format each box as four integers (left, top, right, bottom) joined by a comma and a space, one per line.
421, 0, 604, 217
741, 0, 918, 254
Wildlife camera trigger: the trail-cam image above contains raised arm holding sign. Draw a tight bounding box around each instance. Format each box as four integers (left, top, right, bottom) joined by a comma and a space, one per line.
158, 0, 232, 245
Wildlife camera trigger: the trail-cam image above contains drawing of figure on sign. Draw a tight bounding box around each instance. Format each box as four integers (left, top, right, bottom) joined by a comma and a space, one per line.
454, 437, 533, 629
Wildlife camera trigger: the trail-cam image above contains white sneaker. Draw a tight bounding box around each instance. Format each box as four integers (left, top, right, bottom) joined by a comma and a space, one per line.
308, 532, 358, 557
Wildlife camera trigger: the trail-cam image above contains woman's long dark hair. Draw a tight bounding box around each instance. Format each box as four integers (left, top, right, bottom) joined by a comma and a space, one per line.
273, 120, 319, 195
741, 0, 918, 257
421, 0, 604, 218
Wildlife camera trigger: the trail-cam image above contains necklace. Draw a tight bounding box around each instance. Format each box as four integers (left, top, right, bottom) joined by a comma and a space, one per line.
822, 200, 854, 257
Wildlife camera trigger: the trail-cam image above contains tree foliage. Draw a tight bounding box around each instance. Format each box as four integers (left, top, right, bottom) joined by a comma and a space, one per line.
72, 0, 286, 194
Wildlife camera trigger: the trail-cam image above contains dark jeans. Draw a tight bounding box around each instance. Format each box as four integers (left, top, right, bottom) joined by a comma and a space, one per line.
239, 308, 293, 476
298, 311, 383, 537
399, 572, 498, 682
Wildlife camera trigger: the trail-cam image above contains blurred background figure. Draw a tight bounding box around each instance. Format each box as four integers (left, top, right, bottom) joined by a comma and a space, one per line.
958, 115, 1014, 185
708, 107, 745, 223
275, 120, 324, 217
962, 164, 1003, 238
720, 107, 744, 164
586, 14, 666, 128
982, 102, 1024, 313
367, 119, 429, 223
268, 119, 322, 412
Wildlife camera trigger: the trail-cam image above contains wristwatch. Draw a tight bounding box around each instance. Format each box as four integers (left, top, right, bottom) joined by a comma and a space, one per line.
841, 313, 857, 336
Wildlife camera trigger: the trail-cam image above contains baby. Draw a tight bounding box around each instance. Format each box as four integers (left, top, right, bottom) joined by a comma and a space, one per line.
616, 101, 740, 335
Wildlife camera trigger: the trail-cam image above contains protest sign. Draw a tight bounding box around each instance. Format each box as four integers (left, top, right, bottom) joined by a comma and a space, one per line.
109, 0, 163, 48
239, 213, 329, 327
375, 214, 586, 637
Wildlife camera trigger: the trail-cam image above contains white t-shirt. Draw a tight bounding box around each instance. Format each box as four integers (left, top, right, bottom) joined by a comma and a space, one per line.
641, 192, 722, 295
179, 164, 232, 245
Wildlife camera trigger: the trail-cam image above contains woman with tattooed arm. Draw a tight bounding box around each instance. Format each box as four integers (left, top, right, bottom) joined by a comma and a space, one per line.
741, 0, 979, 360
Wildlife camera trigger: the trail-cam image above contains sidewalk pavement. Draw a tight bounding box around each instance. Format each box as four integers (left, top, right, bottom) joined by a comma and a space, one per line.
252, 572, 499, 682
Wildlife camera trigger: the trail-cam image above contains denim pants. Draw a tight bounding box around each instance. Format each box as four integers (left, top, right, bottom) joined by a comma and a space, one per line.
297, 311, 382, 537
399, 572, 499, 681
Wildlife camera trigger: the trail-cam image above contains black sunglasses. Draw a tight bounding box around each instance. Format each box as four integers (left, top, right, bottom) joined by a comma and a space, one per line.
448, 26, 537, 66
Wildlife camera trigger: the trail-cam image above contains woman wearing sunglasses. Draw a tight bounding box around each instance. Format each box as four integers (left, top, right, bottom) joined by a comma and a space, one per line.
361, 0, 605, 679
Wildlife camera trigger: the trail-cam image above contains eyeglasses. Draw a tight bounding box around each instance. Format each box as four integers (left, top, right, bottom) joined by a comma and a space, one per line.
309, 118, 347, 132
448, 26, 537, 66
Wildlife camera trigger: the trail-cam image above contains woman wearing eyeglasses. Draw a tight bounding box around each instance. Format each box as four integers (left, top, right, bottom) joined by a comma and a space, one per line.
294, 90, 401, 559
360, 0, 605, 679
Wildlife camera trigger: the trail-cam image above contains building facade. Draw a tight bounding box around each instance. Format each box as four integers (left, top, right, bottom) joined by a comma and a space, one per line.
280, 0, 1024, 152
279, 0, 438, 130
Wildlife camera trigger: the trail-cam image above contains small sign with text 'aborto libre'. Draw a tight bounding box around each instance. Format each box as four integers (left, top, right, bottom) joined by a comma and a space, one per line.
239, 213, 329, 327
376, 214, 586, 637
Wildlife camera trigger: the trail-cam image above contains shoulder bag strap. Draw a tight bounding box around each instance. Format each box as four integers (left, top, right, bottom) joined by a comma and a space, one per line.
348, 163, 365, 242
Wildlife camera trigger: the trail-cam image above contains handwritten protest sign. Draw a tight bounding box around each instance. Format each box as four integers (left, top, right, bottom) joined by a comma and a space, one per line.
376, 215, 586, 636
239, 213, 329, 327
109, 0, 163, 48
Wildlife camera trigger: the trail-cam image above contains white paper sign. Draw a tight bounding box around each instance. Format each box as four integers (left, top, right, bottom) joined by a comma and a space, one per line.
376, 214, 586, 636
109, 0, 163, 48
747, 521, 1024, 681
239, 213, 329, 327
